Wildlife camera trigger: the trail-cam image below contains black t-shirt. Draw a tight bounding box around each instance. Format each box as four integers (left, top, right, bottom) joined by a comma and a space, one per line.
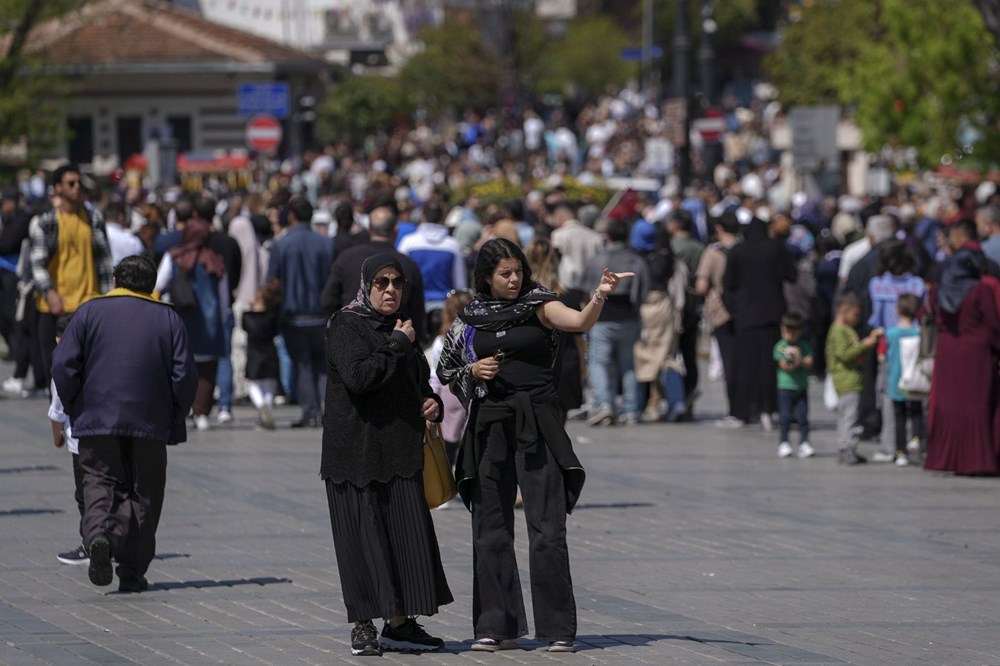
472, 314, 554, 398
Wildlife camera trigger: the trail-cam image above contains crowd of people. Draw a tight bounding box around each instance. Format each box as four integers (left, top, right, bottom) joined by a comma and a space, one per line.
3, 85, 1000, 654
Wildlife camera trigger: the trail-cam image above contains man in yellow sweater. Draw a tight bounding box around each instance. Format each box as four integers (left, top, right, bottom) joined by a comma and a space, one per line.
28, 164, 113, 388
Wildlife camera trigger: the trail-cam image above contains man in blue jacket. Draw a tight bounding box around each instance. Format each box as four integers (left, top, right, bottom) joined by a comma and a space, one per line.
267, 197, 334, 427
52, 255, 197, 592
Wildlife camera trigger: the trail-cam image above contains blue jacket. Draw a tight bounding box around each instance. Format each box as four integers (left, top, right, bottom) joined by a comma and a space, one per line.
52, 289, 198, 444
267, 224, 334, 323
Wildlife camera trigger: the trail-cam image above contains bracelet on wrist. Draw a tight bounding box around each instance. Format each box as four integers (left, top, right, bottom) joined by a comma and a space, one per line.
592, 289, 606, 304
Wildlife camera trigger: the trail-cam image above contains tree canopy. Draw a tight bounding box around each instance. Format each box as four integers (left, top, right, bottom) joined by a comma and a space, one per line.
766, 0, 1000, 168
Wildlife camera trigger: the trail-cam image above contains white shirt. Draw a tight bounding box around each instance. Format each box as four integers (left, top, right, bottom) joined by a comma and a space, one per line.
105, 223, 144, 267
839, 237, 872, 281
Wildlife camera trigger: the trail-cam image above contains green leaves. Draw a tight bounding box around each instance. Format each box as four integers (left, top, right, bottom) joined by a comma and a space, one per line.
766, 0, 1000, 169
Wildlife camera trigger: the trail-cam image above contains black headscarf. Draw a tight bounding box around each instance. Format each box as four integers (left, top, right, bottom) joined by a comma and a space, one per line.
459, 281, 559, 332
336, 254, 406, 327
938, 242, 984, 314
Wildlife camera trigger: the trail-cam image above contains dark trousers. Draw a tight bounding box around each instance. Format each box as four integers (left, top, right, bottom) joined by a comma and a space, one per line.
12, 296, 45, 387
193, 360, 218, 416
858, 347, 881, 437
0, 270, 16, 354
71, 452, 85, 540
38, 311, 57, 388
893, 399, 924, 453
78, 436, 167, 579
471, 439, 576, 642
282, 324, 326, 421
778, 388, 810, 444
679, 309, 700, 401
713, 320, 737, 416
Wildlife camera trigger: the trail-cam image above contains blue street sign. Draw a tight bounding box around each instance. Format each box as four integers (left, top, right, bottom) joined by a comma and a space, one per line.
237, 82, 290, 119
620, 46, 664, 61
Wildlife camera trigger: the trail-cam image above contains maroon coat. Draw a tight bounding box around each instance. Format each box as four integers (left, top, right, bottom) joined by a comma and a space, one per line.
925, 281, 1000, 474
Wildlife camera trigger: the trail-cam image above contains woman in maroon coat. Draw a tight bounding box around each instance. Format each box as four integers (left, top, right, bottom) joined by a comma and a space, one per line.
925, 240, 1000, 475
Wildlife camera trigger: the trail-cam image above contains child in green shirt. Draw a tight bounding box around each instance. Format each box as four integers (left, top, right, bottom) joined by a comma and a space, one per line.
773, 312, 814, 459
826, 293, 882, 464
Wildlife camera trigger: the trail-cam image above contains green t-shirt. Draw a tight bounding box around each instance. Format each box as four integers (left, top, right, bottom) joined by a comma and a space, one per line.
774, 339, 813, 392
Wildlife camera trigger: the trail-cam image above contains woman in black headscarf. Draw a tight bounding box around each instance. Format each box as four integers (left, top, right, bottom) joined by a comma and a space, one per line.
925, 226, 1000, 474
722, 218, 797, 427
437, 238, 629, 654
322, 254, 452, 657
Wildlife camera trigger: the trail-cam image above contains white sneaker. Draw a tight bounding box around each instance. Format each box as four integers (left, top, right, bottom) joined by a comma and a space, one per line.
760, 413, 775, 432
216, 409, 233, 425
194, 415, 210, 432
2, 376, 24, 393
797, 442, 816, 458
906, 437, 921, 453
586, 405, 614, 427
777, 442, 794, 458
714, 415, 745, 429
895, 453, 910, 467
871, 451, 895, 463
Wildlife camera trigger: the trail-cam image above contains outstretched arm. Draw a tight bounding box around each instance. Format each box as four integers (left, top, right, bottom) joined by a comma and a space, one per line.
538, 268, 634, 333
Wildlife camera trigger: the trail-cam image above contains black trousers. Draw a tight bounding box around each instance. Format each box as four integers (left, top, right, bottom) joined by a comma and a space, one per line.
78, 436, 167, 579
893, 399, 924, 453
471, 439, 576, 642
281, 324, 326, 421
38, 311, 57, 388
0, 270, 17, 354
713, 320, 737, 417
11, 296, 45, 387
679, 308, 700, 401
71, 452, 85, 540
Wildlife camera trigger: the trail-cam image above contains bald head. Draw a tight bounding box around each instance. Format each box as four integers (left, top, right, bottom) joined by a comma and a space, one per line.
369, 206, 398, 239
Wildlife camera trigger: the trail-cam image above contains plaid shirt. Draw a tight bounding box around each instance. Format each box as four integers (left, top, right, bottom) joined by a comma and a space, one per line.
29, 204, 114, 298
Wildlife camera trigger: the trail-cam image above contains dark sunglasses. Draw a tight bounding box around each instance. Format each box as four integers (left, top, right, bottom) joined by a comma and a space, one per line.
372, 276, 406, 291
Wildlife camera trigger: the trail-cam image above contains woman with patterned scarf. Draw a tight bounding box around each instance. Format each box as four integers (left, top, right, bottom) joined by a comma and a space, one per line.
437, 238, 631, 653
321, 254, 452, 657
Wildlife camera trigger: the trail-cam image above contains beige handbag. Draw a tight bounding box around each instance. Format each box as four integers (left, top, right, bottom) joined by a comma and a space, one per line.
423, 423, 457, 508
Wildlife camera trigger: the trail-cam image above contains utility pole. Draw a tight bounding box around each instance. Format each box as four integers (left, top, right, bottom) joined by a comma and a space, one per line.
698, 0, 716, 104
642, 0, 653, 96
673, 0, 692, 189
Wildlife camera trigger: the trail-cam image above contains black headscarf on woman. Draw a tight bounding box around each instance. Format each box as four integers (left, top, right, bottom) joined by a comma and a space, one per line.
938, 242, 984, 314
336, 253, 406, 327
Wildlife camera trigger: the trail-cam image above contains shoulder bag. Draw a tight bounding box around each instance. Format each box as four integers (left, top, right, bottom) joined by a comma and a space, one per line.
423, 423, 457, 509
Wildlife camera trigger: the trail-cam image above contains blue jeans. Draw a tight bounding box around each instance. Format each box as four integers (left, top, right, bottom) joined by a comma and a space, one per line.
276, 333, 296, 402
588, 320, 640, 418
215, 312, 235, 410
778, 389, 809, 444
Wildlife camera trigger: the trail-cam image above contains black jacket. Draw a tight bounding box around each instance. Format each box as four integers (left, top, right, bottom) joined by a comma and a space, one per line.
320, 240, 426, 342
320, 312, 442, 485
242, 309, 279, 380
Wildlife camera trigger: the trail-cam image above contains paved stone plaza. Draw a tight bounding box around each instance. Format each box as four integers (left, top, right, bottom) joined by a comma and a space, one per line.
2, 374, 1000, 665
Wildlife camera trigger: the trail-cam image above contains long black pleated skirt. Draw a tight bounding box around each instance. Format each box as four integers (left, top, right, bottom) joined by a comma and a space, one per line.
325, 473, 453, 622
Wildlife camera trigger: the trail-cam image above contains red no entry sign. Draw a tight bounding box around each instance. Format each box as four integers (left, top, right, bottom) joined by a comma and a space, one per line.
245, 114, 283, 153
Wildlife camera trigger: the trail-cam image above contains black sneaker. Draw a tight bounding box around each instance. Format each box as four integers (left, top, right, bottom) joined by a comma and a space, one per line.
351, 620, 381, 656
88, 534, 113, 586
56, 544, 89, 566
380, 618, 444, 652
118, 575, 149, 593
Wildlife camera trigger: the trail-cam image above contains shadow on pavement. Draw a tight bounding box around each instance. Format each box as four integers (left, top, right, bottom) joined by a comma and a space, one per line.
0, 465, 60, 474
0, 508, 63, 516
143, 577, 292, 591
572, 502, 655, 510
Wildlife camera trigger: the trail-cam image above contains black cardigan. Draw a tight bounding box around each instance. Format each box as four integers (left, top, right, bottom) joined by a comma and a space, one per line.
320, 312, 442, 485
